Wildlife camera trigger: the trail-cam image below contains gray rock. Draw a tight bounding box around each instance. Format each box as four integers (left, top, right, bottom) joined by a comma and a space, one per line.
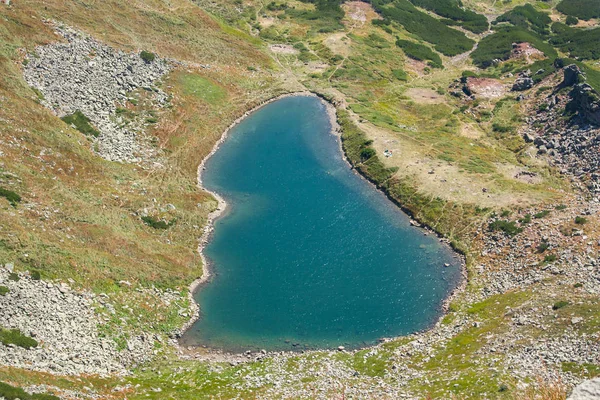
568, 378, 600, 400
512, 77, 534, 91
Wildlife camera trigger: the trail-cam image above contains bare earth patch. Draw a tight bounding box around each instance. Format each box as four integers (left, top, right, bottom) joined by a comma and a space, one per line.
467, 77, 508, 99
323, 32, 351, 57
269, 44, 298, 54
405, 88, 445, 104
343, 1, 380, 26
510, 42, 545, 64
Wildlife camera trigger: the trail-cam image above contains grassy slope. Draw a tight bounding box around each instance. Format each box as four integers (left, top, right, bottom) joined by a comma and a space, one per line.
1, 0, 599, 398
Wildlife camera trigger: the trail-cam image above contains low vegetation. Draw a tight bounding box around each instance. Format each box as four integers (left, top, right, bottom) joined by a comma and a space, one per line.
409, 0, 488, 34
0, 382, 59, 400
495, 4, 552, 35
0, 328, 38, 349
139, 50, 156, 63
372, 0, 474, 56
556, 0, 600, 20
553, 300, 569, 310
551, 23, 600, 60
141, 215, 176, 230
395, 39, 442, 66
60, 111, 100, 138
0, 286, 8, 296
0, 187, 21, 207
488, 219, 523, 237
471, 26, 557, 68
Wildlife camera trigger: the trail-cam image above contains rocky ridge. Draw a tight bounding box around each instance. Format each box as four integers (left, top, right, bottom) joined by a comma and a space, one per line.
23, 24, 171, 163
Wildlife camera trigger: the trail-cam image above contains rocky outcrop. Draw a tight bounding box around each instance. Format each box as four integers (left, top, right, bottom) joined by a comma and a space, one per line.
512, 73, 534, 91
569, 83, 600, 125
23, 24, 171, 162
0, 267, 153, 376
563, 64, 583, 87
569, 378, 600, 400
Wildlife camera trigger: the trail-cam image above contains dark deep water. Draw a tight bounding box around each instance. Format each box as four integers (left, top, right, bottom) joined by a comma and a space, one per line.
181, 96, 462, 352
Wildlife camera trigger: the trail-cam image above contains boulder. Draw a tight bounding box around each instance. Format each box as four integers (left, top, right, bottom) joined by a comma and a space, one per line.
563, 64, 583, 87
568, 378, 600, 400
512, 77, 534, 91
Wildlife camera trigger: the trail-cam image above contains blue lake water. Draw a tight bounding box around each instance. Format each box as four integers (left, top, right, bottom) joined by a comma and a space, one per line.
181, 96, 462, 352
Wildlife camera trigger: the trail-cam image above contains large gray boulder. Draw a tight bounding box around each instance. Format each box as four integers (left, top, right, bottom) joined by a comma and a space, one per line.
512, 77, 534, 91
568, 378, 600, 400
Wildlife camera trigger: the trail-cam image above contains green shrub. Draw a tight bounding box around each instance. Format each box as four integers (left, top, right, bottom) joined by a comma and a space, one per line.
552, 300, 569, 310
551, 23, 600, 60
392, 69, 408, 81
395, 39, 442, 65
544, 254, 557, 263
30, 270, 41, 280
0, 328, 38, 349
575, 216, 587, 224
0, 381, 60, 400
537, 241, 549, 253
496, 4, 551, 35
0, 286, 8, 296
565, 15, 579, 25
471, 26, 557, 68
555, 204, 567, 210
574, 282, 583, 288
488, 220, 523, 236
140, 50, 156, 63
360, 147, 376, 161
0, 187, 21, 207
534, 210, 550, 218
8, 273, 19, 282
556, 0, 600, 20
61, 111, 100, 138
409, 0, 488, 33
492, 123, 512, 133
141, 215, 176, 230
286, 0, 345, 32
373, 0, 474, 56
519, 214, 532, 224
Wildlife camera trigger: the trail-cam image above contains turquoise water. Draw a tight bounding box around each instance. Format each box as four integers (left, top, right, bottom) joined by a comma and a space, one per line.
181, 96, 461, 352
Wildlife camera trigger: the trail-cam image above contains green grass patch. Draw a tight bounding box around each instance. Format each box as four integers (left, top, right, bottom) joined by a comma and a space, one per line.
395, 39, 442, 66
533, 210, 550, 218
0, 286, 8, 296
488, 220, 523, 237
0, 187, 21, 207
141, 216, 176, 230
0, 382, 59, 400
552, 300, 569, 310
0, 328, 38, 349
575, 216, 587, 224
61, 111, 100, 138
177, 73, 227, 104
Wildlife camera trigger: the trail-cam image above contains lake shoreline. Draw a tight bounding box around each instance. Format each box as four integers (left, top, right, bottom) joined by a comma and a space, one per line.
178, 92, 337, 342
176, 91, 466, 362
